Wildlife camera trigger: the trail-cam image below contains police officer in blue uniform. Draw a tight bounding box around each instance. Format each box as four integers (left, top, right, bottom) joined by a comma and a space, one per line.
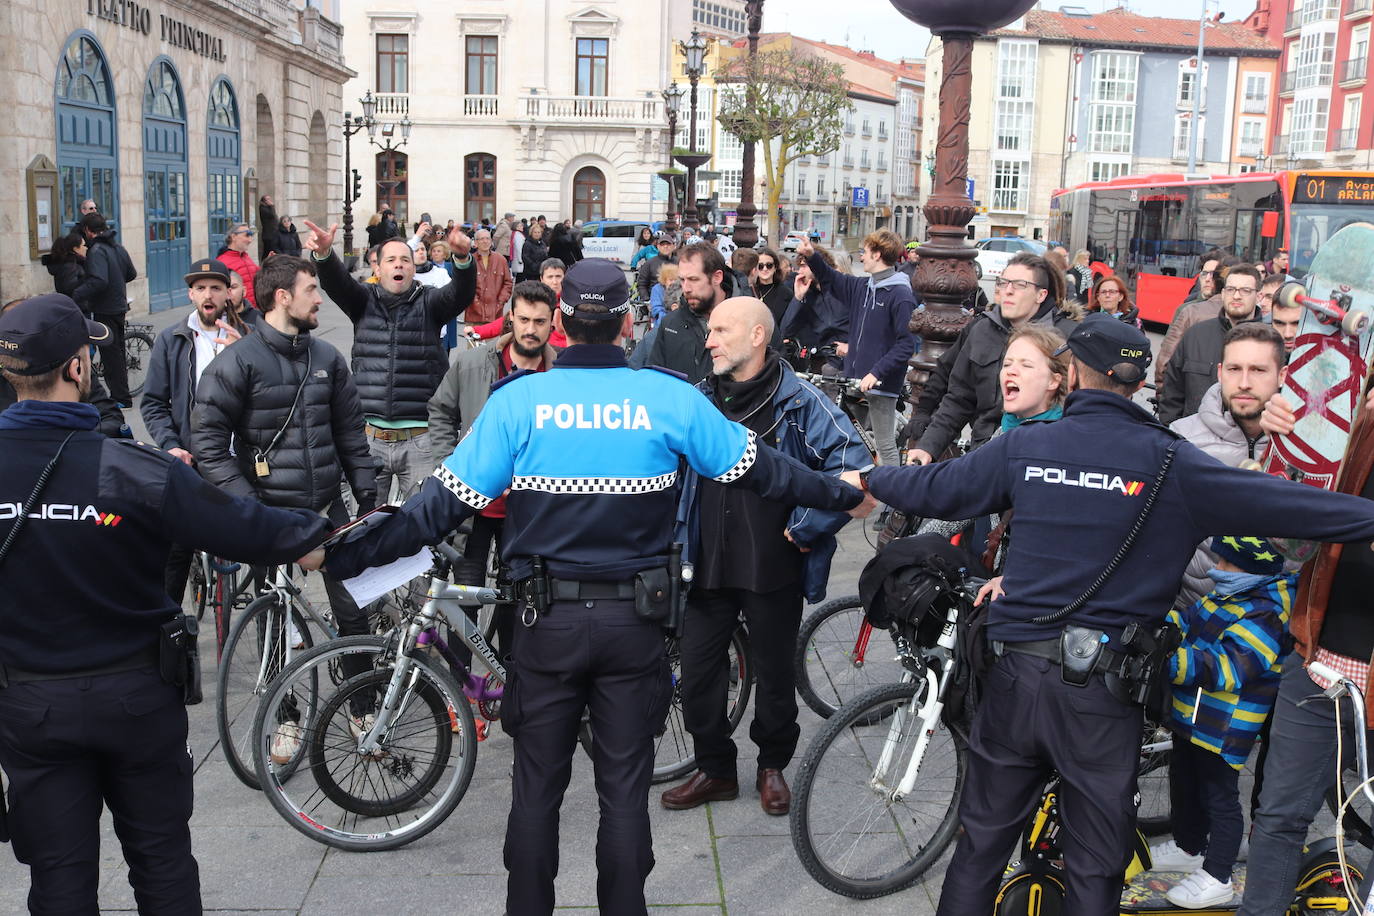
842, 315, 1374, 914
0, 294, 330, 914
317, 259, 872, 916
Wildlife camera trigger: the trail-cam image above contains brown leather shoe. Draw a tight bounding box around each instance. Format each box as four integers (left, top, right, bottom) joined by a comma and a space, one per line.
756, 768, 791, 816
661, 771, 739, 810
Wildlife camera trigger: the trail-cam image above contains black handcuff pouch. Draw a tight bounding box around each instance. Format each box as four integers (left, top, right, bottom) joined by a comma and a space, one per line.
634, 568, 673, 625
159, 615, 203, 706
1060, 624, 1107, 687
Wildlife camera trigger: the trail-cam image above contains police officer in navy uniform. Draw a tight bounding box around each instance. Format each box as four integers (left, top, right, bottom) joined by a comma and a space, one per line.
841, 314, 1374, 914
315, 259, 873, 916
0, 294, 330, 914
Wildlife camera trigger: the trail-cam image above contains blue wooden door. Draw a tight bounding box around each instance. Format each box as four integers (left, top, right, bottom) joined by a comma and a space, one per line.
207, 78, 241, 256
143, 58, 189, 312
54, 33, 119, 232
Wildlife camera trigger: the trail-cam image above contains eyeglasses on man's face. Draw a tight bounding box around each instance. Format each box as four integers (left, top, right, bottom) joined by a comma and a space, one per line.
993, 278, 1042, 292
1223, 285, 1257, 296
233, 229, 255, 237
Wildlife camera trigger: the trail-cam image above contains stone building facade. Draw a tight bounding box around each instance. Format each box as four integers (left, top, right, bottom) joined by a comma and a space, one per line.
0, 0, 352, 311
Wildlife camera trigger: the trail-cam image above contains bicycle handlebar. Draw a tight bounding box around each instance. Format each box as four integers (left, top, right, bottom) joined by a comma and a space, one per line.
434, 541, 464, 568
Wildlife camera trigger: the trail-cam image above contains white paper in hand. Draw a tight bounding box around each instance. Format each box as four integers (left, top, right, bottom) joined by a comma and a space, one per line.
340, 550, 432, 607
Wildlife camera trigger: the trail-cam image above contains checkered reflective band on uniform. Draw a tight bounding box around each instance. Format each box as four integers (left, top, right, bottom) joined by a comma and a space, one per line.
711, 430, 757, 483
433, 464, 494, 511
510, 472, 679, 495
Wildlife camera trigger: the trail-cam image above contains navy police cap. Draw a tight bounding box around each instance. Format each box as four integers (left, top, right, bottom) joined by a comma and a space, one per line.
559, 258, 631, 321
1053, 313, 1152, 384
0, 293, 110, 376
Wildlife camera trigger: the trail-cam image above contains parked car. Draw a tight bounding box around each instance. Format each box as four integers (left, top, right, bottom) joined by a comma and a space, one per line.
579, 219, 652, 264
780, 231, 808, 253
972, 236, 1047, 279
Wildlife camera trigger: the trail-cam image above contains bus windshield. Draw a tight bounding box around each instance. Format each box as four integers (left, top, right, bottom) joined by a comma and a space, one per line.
1289, 203, 1372, 277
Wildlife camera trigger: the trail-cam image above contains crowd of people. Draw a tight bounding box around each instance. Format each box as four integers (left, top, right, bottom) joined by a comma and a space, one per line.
5, 186, 1374, 916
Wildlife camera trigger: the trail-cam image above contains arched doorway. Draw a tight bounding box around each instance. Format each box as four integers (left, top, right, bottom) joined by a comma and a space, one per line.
207, 78, 242, 256
54, 32, 118, 232
376, 150, 408, 225
143, 57, 189, 312
307, 111, 327, 225
255, 94, 276, 201
572, 166, 605, 223
464, 153, 496, 225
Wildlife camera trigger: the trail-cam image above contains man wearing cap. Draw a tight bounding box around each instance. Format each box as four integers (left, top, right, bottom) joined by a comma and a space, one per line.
142, 258, 244, 603
635, 234, 677, 302
841, 313, 1374, 915
309, 258, 875, 916
302, 217, 475, 503
0, 294, 330, 914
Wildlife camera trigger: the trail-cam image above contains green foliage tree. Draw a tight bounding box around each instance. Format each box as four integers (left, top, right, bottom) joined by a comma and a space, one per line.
716, 49, 851, 237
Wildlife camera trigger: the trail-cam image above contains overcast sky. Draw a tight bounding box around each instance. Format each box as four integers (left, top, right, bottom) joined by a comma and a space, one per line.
764, 0, 1261, 63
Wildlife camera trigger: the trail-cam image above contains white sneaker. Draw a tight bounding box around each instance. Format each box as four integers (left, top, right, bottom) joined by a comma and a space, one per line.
349, 713, 377, 740
1150, 838, 1205, 871
269, 722, 302, 765
1166, 868, 1234, 909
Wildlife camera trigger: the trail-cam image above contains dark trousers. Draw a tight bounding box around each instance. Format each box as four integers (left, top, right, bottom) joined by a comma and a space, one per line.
165, 543, 194, 606
0, 668, 200, 914
681, 585, 802, 779
936, 652, 1142, 916
502, 597, 671, 916
1170, 738, 1243, 882
95, 313, 130, 404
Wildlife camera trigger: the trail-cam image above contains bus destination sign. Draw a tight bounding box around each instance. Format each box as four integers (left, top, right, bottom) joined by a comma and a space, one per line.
1294, 175, 1374, 204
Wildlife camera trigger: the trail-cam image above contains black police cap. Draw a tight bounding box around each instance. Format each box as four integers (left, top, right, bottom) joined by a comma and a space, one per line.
0, 294, 110, 376
1053, 313, 1152, 384
559, 258, 631, 321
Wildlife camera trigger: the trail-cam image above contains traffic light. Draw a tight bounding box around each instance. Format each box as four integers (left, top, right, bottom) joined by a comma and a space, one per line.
351, 169, 362, 203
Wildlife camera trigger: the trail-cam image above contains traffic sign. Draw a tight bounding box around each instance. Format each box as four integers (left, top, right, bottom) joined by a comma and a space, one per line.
851, 187, 870, 208
966, 178, 975, 201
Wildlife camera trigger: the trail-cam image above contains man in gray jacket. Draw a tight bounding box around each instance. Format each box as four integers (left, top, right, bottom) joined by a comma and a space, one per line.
1168, 322, 1286, 608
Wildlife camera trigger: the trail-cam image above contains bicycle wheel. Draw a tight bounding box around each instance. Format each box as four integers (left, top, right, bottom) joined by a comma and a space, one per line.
216, 593, 315, 790
252, 637, 478, 852
650, 627, 753, 784
790, 680, 966, 899
794, 596, 904, 720
187, 554, 210, 622
1136, 722, 1172, 836
124, 328, 154, 399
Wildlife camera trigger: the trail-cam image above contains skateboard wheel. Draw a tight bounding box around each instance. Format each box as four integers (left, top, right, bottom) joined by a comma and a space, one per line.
1277, 281, 1307, 311
1341, 309, 1370, 337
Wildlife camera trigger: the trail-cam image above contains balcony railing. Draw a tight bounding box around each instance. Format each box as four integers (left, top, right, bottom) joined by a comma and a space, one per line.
1280, 71, 1297, 94
861, 124, 873, 138
1241, 96, 1269, 114
859, 159, 872, 170
1335, 127, 1360, 149
843, 155, 855, 168
878, 126, 888, 140
1275, 134, 1290, 154
795, 190, 811, 202
519, 94, 663, 125
817, 155, 831, 166
463, 94, 499, 117
876, 158, 888, 170
374, 93, 409, 118
1237, 139, 1264, 157
843, 123, 855, 136
1349, 0, 1373, 17
1343, 58, 1368, 83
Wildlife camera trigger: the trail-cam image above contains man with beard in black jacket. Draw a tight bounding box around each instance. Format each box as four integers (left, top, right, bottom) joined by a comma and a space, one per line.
643, 244, 734, 383
191, 255, 378, 762
302, 218, 475, 503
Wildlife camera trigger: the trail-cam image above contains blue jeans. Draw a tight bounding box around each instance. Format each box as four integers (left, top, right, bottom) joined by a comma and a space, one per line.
1239, 653, 1374, 914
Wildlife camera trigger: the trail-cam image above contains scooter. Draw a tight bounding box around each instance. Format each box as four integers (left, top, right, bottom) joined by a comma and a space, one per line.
995, 660, 1374, 915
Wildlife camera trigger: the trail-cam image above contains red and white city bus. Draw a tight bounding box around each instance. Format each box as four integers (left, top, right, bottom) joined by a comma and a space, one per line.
1048, 170, 1374, 324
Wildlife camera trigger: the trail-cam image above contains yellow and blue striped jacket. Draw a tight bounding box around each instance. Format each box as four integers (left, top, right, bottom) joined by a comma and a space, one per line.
1166, 572, 1297, 769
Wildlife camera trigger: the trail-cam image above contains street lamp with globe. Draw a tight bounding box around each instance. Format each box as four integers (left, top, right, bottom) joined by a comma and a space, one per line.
660, 82, 685, 233
675, 28, 713, 230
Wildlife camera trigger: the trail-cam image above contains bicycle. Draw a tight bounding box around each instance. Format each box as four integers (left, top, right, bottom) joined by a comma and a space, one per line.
93, 321, 154, 399
789, 554, 980, 899
216, 563, 343, 790
185, 552, 255, 659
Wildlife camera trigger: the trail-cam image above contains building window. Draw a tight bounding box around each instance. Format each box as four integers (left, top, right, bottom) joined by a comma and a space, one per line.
464, 153, 496, 224
1242, 73, 1270, 112
1291, 96, 1330, 154
720, 168, 742, 199
1295, 30, 1336, 90
576, 38, 609, 97
572, 166, 606, 222
1089, 103, 1135, 154
376, 150, 408, 224
1092, 51, 1138, 103
991, 160, 1027, 212
55, 35, 118, 231
1354, 25, 1370, 63
877, 151, 887, 170
876, 179, 885, 201
997, 39, 1037, 99
1089, 161, 1130, 182
376, 34, 409, 94
465, 36, 498, 96
1344, 95, 1362, 140
797, 175, 807, 197
995, 100, 1033, 152
207, 78, 242, 256
817, 175, 825, 198
1303, 0, 1339, 23
1238, 118, 1266, 156
1176, 61, 1208, 109
718, 129, 743, 159
1088, 52, 1138, 156
1173, 115, 1206, 160
860, 148, 870, 168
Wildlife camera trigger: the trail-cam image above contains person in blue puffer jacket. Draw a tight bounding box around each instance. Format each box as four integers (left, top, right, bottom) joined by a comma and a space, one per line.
666, 296, 871, 817
797, 229, 915, 468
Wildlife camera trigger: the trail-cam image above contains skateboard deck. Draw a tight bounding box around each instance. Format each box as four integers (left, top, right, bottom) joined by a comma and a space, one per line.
1119, 867, 1245, 913
1260, 222, 1374, 559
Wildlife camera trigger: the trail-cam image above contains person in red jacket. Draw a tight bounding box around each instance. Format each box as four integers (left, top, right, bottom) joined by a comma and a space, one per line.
217, 223, 260, 309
